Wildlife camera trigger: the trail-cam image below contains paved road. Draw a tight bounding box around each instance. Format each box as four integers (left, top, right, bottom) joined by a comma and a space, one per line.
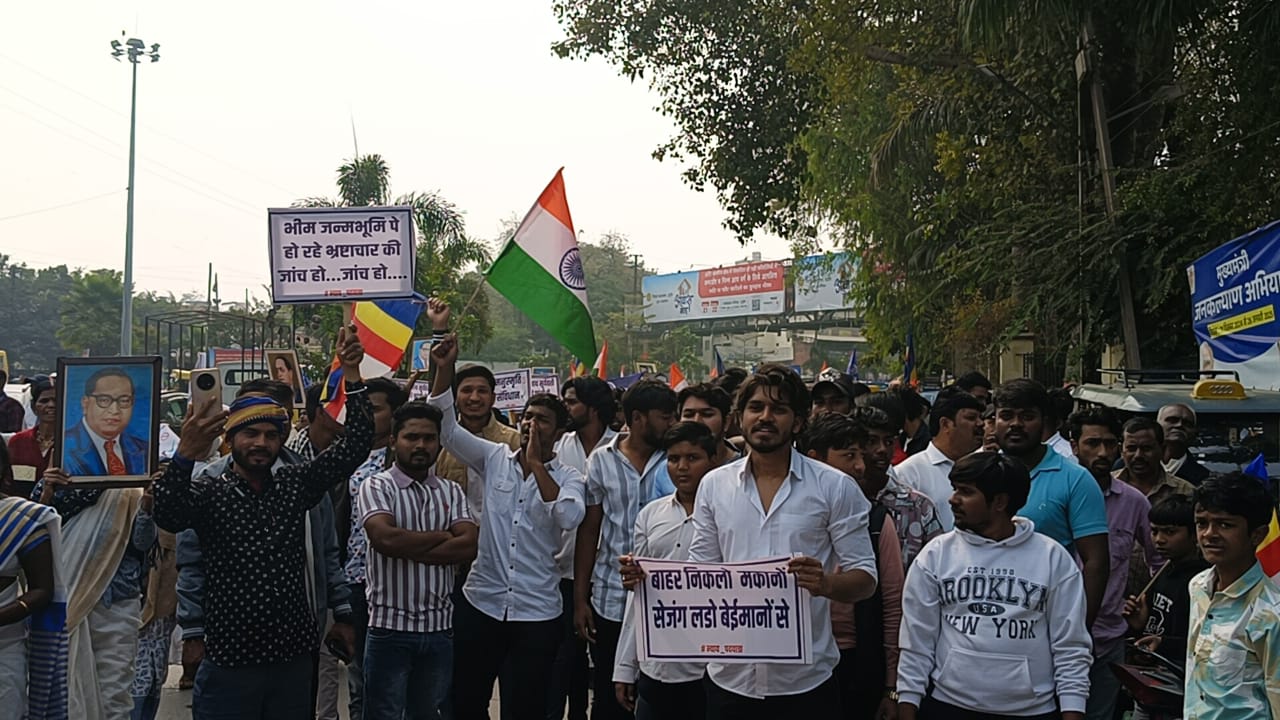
155, 665, 505, 719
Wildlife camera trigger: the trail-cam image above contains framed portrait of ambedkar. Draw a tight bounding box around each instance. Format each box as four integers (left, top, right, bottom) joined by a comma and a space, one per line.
55, 356, 162, 488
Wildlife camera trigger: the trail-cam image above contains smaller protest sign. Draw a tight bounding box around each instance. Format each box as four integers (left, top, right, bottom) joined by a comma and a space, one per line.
531, 372, 560, 397
492, 368, 532, 412
635, 556, 811, 664
268, 206, 415, 303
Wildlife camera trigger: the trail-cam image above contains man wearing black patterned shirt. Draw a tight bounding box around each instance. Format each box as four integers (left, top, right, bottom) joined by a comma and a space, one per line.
154, 327, 373, 720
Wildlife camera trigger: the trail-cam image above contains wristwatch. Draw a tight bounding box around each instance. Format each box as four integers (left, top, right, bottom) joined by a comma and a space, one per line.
884, 689, 900, 702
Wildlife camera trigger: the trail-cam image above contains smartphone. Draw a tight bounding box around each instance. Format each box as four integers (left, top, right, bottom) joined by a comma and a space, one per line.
190, 369, 222, 410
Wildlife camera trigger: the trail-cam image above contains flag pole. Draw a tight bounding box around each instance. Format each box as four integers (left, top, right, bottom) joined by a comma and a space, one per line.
456, 279, 488, 322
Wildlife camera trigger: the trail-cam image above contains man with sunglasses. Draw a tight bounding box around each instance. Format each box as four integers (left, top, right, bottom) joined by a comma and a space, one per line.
63, 367, 149, 477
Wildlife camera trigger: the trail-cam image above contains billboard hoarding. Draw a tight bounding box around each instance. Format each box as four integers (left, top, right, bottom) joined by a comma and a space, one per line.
1188, 219, 1280, 389
793, 253, 858, 312
643, 261, 785, 323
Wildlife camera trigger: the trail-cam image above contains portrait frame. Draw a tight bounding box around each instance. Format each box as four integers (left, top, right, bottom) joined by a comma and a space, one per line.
265, 348, 305, 405
410, 338, 432, 372
55, 355, 162, 488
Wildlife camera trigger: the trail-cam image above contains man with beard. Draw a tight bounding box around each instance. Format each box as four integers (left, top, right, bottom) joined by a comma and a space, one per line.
1156, 404, 1210, 485
549, 376, 617, 720
154, 327, 371, 719
994, 379, 1109, 628
574, 380, 676, 720
1116, 417, 1195, 508
855, 406, 944, 570
359, 401, 478, 720
804, 411, 906, 720
688, 364, 877, 718
895, 453, 1091, 720
893, 387, 985, 532
435, 363, 521, 521
426, 328, 586, 720
177, 378, 357, 718
1069, 408, 1157, 720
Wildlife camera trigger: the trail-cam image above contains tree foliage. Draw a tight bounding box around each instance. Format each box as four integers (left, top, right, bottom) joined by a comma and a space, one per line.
553, 0, 1280, 380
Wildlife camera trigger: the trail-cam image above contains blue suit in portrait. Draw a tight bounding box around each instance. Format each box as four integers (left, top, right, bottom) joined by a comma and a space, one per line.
61, 421, 150, 476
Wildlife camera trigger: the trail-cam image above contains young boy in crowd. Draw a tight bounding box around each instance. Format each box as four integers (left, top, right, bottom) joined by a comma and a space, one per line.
804, 411, 906, 720
896, 452, 1092, 720
614, 422, 719, 720
1183, 473, 1279, 719
1123, 494, 1207, 662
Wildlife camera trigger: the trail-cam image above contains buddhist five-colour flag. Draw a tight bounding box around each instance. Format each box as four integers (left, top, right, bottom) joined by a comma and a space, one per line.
486, 169, 597, 363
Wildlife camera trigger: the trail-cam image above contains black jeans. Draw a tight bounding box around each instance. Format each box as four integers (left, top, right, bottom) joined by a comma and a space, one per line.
919, 696, 1062, 720
349, 582, 369, 720
589, 609, 632, 720
452, 594, 560, 720
636, 673, 705, 720
833, 648, 884, 720
547, 579, 590, 720
705, 674, 840, 720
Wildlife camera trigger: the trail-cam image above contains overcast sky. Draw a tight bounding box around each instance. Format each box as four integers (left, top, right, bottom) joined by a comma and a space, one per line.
0, 0, 794, 304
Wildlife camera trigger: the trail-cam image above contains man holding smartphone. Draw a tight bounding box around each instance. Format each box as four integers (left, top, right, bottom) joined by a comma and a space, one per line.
154, 326, 372, 720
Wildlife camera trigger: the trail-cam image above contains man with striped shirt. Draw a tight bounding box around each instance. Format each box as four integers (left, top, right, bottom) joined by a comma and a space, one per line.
574, 380, 676, 720
359, 401, 478, 720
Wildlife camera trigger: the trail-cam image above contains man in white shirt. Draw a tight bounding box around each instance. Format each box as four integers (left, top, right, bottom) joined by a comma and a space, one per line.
574, 380, 676, 720
424, 314, 587, 720
1043, 386, 1078, 462
549, 376, 617, 720
614, 422, 716, 720
892, 387, 985, 530
688, 364, 878, 718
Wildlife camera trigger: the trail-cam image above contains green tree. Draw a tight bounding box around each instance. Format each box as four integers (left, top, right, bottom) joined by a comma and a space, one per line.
0, 256, 75, 373
553, 0, 1280, 381
294, 154, 492, 356
56, 269, 182, 358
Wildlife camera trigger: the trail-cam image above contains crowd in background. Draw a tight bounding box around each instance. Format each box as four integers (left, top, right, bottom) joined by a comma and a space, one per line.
0, 303, 1277, 720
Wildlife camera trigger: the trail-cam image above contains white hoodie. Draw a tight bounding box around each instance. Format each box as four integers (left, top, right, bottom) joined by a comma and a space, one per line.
896, 518, 1093, 716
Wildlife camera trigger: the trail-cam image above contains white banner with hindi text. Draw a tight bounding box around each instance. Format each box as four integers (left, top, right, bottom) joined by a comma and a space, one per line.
268, 206, 415, 303
635, 556, 811, 664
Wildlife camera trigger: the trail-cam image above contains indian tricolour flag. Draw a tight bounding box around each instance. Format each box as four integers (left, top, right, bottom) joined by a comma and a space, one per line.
487, 169, 597, 363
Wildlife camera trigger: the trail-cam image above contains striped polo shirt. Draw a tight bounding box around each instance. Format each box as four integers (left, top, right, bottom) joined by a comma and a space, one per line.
358, 463, 475, 633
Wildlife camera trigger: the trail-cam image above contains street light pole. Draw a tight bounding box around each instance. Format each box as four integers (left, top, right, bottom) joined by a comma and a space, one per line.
111, 35, 160, 356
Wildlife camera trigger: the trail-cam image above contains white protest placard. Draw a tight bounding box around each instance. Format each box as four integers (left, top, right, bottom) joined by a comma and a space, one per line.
530, 372, 560, 397
268, 206, 415, 303
492, 368, 532, 412
635, 556, 811, 664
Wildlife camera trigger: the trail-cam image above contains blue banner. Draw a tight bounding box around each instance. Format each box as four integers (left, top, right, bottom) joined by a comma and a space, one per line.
1187, 219, 1280, 388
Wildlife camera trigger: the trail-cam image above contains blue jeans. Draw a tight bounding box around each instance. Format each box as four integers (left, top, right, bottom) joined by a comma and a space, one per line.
362, 626, 454, 720
193, 654, 313, 720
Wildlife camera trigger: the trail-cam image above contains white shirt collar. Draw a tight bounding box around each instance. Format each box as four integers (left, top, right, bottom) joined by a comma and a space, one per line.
923, 440, 954, 466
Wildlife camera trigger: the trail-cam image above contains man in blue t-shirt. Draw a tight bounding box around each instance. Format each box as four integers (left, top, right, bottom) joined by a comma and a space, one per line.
994, 379, 1109, 628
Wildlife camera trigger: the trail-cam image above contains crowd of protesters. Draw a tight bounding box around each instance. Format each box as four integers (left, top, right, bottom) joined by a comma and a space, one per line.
0, 301, 1277, 720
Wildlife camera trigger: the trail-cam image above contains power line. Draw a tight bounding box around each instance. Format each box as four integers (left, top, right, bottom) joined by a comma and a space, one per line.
0, 102, 263, 218
0, 85, 267, 214
0, 190, 123, 223
0, 52, 304, 198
